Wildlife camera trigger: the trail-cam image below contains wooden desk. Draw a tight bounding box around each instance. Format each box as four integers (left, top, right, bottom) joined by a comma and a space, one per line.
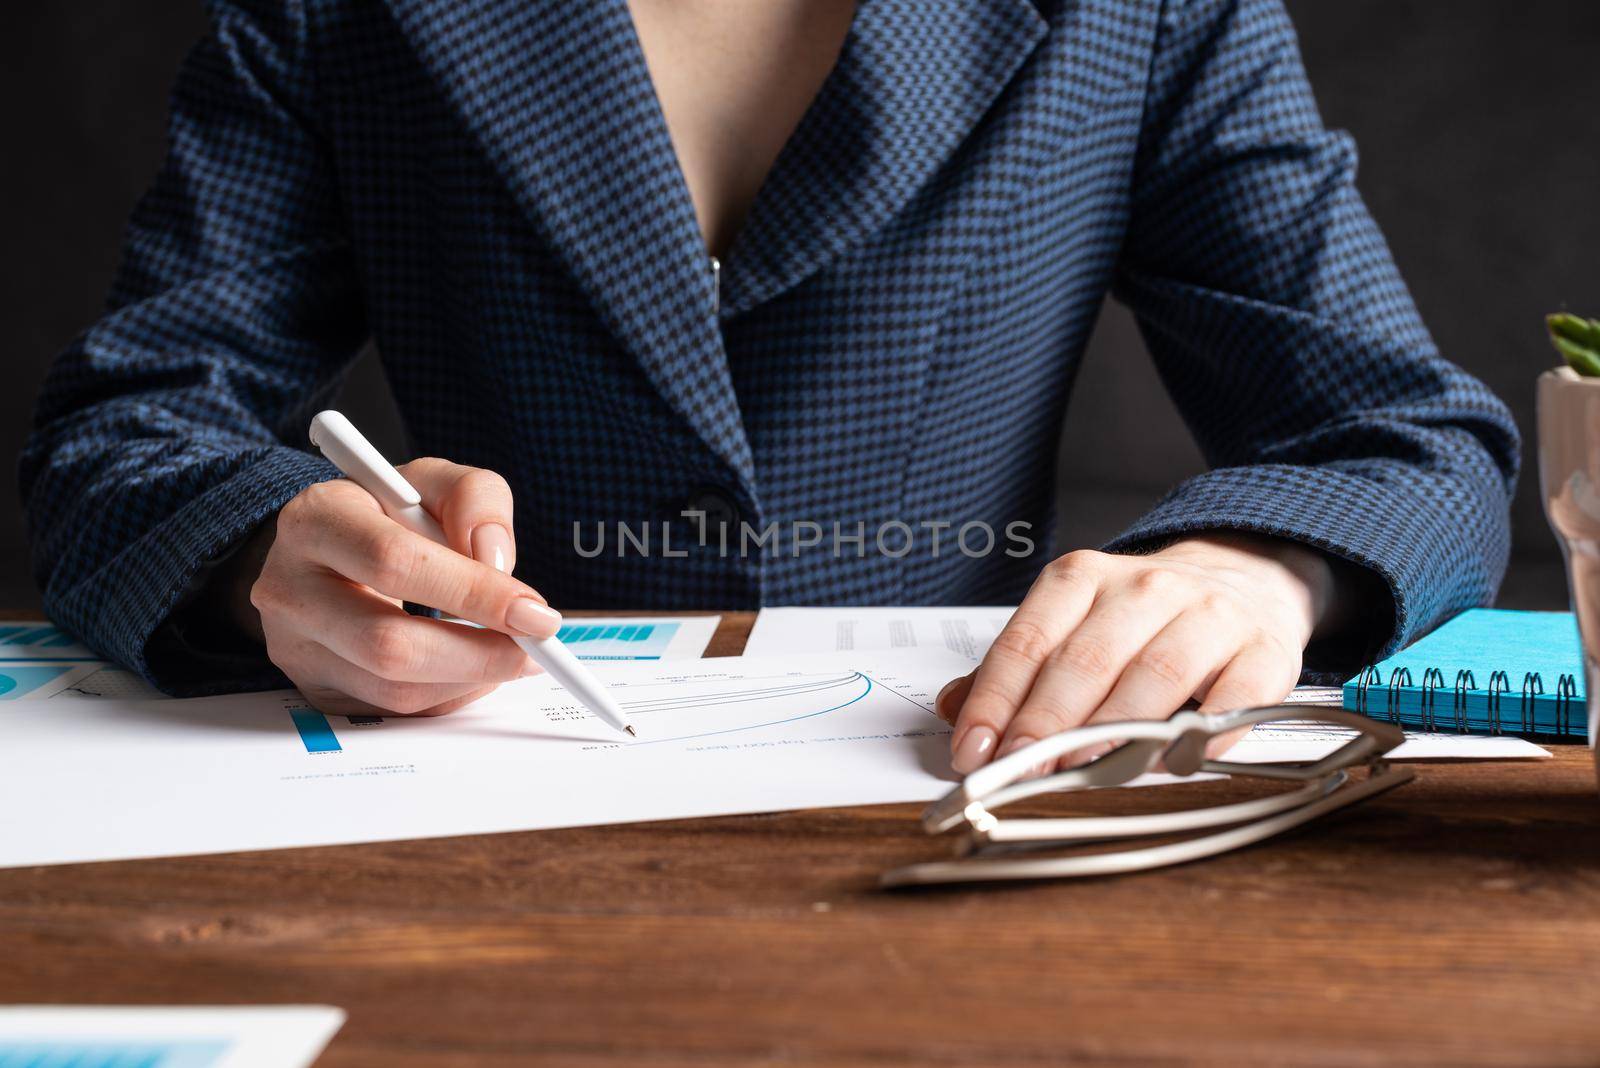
4, 612, 1600, 1066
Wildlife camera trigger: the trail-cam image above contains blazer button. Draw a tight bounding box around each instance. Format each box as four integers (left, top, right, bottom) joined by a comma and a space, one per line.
684, 486, 741, 535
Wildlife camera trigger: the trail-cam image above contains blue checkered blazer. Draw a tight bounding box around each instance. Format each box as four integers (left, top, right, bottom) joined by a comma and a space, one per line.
22, 0, 1519, 694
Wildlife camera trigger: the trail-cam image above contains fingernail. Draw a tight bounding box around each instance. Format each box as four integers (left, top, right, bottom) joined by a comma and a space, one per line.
935, 677, 960, 720
472, 523, 514, 573
506, 597, 562, 637
951, 725, 998, 774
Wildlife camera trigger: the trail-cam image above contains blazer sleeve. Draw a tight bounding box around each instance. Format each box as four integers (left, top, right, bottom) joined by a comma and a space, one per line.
1104, 0, 1520, 670
18, 0, 361, 692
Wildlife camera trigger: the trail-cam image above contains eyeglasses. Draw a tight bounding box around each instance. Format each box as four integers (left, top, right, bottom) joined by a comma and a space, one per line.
881, 705, 1413, 887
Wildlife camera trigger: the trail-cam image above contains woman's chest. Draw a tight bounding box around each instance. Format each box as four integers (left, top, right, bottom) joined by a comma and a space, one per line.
627, 0, 858, 258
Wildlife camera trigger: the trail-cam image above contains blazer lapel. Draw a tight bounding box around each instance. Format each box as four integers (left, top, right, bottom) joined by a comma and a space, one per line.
718, 0, 1050, 318
383, 0, 755, 484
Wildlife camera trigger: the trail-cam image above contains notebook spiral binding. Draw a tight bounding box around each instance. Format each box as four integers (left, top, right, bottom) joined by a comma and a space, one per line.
1353, 663, 1579, 736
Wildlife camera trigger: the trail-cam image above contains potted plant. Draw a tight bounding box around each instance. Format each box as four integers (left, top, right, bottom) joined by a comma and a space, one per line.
1537, 313, 1600, 766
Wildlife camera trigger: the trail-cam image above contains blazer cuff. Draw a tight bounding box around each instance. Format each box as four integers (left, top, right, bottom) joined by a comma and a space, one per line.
54, 447, 340, 696
1101, 465, 1490, 680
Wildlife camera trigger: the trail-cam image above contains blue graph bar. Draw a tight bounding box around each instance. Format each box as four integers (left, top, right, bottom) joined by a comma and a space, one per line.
1, 625, 59, 645
0, 623, 99, 662
0, 664, 78, 700
559, 624, 657, 643
553, 622, 673, 659
290, 709, 342, 753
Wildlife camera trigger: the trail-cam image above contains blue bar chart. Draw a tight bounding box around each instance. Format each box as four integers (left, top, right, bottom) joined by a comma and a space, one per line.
555, 622, 679, 659
0, 665, 83, 700
0, 622, 98, 661
290, 709, 342, 753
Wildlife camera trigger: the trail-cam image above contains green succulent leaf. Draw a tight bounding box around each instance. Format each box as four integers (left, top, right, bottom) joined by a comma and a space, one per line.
1548, 313, 1600, 376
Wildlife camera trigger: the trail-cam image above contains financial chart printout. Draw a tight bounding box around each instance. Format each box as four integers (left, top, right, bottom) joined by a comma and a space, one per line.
0, 651, 972, 867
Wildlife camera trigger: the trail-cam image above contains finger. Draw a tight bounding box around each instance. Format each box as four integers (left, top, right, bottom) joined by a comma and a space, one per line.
403, 458, 522, 578
949, 552, 1103, 774
257, 573, 537, 683
305, 683, 498, 719
291, 494, 561, 639
1082, 605, 1247, 729
1197, 638, 1301, 758
1197, 638, 1299, 713
934, 671, 975, 725
995, 576, 1189, 763
290, 639, 501, 716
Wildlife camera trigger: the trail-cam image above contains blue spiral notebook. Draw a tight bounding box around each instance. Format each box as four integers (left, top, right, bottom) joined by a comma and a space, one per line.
1343, 609, 1587, 737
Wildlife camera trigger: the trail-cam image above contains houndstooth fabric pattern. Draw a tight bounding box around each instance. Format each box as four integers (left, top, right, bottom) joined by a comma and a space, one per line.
21, 0, 1519, 694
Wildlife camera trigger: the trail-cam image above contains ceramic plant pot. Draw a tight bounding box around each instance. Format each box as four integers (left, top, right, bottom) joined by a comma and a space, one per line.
1537, 366, 1600, 778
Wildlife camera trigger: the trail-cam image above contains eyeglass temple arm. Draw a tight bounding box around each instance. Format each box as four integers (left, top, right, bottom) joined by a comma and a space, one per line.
884, 765, 1416, 888
976, 736, 1171, 814
922, 719, 1190, 833
924, 706, 1406, 834
1165, 705, 1407, 777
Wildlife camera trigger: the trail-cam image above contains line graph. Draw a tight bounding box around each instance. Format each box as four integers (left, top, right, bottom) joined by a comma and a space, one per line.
283, 664, 947, 756
626, 671, 876, 745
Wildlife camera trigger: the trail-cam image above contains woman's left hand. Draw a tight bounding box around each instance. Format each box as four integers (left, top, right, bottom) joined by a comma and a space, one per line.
938, 533, 1343, 775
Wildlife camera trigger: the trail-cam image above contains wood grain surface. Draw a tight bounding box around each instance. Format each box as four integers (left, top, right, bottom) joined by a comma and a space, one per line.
4, 612, 1599, 1066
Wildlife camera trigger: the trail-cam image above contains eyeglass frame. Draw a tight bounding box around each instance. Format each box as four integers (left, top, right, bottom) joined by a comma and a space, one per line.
882, 704, 1414, 887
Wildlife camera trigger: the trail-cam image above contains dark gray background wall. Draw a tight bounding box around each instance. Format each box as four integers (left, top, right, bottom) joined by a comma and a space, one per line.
6, 1, 1595, 613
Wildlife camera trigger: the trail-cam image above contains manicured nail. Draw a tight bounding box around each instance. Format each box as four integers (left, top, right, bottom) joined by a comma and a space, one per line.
506, 597, 562, 637
471, 523, 514, 573
951, 725, 998, 774
935, 678, 961, 721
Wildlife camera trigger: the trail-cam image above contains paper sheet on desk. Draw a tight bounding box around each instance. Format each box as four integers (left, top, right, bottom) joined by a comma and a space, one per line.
749, 608, 1550, 761
745, 605, 1015, 659
0, 620, 160, 700
0, 650, 977, 868
1232, 721, 1548, 761
0, 1005, 344, 1068
1268, 685, 1549, 759
0, 647, 1268, 869
0, 645, 1544, 868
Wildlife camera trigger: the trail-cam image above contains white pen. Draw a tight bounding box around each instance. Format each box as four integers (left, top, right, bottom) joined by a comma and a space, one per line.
307, 409, 636, 738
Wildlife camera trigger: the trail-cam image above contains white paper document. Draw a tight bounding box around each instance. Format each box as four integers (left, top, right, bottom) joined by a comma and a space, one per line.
0, 620, 163, 701
746, 605, 1015, 659
1272, 687, 1549, 759
0, 638, 1546, 868
1236, 720, 1549, 761
0, 1005, 344, 1068
0, 661, 115, 700
749, 613, 1549, 761
0, 650, 974, 868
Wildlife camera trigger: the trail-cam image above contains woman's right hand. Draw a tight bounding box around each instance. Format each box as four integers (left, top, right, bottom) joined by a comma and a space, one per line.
243, 459, 562, 717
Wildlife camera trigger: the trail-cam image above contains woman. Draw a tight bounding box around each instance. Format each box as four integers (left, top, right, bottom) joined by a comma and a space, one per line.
21, 0, 1517, 776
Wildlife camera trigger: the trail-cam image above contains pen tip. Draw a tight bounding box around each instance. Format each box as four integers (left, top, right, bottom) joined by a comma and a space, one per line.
624, 724, 637, 738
